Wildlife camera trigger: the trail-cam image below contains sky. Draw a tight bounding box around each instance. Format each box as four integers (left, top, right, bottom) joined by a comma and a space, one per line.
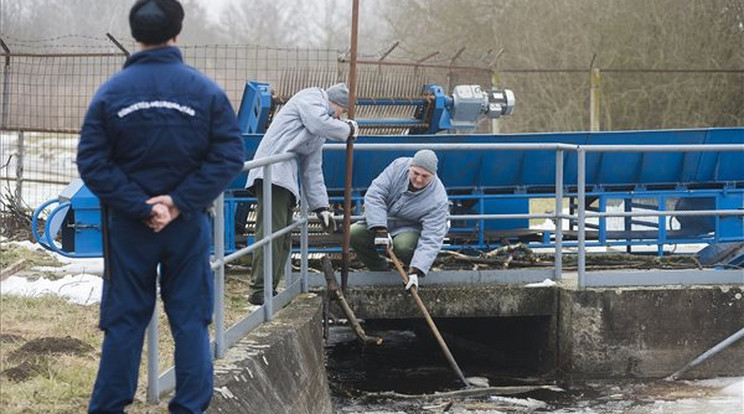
201, 0, 232, 23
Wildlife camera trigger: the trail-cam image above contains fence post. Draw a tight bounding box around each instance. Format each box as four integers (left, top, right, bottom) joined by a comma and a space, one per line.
590, 68, 601, 131
15, 131, 24, 210
491, 70, 502, 134
0, 36, 10, 129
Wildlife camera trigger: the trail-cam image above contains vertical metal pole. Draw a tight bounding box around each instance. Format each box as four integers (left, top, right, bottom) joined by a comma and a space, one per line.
598, 195, 607, 244
577, 148, 586, 289
214, 194, 226, 358
263, 167, 274, 320
624, 197, 633, 253
657, 195, 666, 257
15, 130, 23, 210
554, 150, 564, 280
491, 71, 501, 134
590, 68, 600, 132
300, 189, 309, 293
1, 37, 11, 130
341, 0, 360, 291
478, 191, 485, 248
146, 291, 160, 403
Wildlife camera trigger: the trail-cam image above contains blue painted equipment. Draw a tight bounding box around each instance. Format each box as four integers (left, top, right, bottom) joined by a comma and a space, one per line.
31, 80, 743, 266
32, 178, 102, 257
231, 79, 742, 261
237, 82, 515, 136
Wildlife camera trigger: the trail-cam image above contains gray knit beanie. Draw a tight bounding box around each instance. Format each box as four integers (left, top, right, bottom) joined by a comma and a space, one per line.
410, 149, 438, 174
326, 83, 349, 109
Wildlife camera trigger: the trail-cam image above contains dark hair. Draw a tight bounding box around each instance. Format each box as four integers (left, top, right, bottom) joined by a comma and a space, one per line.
129, 0, 184, 45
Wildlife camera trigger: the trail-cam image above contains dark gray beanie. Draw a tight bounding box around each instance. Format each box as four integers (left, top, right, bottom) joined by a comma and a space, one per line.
326, 83, 349, 109
411, 149, 438, 174
130, 0, 184, 45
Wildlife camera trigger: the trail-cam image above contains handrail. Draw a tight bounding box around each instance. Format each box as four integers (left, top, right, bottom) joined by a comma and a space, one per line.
147, 141, 744, 402
148, 151, 309, 402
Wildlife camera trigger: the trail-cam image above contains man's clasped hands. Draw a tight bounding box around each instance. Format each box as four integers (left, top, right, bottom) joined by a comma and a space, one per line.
144, 195, 180, 232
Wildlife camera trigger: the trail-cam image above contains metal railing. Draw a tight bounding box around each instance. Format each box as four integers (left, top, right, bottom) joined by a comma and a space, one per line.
145, 152, 309, 402
145, 140, 744, 401
325, 141, 744, 288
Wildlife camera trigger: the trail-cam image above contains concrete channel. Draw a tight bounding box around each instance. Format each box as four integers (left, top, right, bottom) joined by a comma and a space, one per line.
208, 270, 744, 413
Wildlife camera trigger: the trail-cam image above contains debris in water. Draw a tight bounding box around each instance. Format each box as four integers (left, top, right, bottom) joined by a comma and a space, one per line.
466, 376, 490, 388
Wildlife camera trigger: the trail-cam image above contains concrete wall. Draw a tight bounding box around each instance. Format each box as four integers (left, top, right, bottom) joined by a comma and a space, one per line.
209, 294, 332, 414
338, 282, 744, 379
343, 285, 557, 319
205, 280, 743, 410
558, 285, 744, 379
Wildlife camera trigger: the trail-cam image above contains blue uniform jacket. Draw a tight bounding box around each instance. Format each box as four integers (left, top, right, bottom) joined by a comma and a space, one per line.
77, 46, 244, 220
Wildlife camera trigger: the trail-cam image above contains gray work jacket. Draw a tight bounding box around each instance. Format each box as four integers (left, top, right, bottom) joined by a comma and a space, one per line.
363, 157, 449, 274
246, 87, 349, 210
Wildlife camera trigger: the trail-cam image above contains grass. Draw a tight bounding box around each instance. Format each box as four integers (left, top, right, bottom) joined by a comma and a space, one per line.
1, 242, 61, 270
529, 197, 568, 226
0, 270, 253, 413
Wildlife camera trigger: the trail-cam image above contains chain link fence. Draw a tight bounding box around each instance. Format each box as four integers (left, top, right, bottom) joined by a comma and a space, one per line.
1, 36, 742, 214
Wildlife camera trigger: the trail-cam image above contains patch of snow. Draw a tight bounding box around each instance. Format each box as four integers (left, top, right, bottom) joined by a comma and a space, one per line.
526, 278, 558, 287
1, 273, 102, 306
8, 240, 45, 251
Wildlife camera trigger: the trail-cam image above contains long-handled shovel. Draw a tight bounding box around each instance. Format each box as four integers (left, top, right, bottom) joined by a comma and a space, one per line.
387, 247, 471, 388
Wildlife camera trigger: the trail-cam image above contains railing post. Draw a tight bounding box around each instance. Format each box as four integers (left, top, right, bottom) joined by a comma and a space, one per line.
214, 193, 226, 358
658, 195, 666, 257
262, 165, 274, 320
300, 189, 309, 293
554, 150, 564, 280
577, 147, 587, 289
146, 296, 160, 403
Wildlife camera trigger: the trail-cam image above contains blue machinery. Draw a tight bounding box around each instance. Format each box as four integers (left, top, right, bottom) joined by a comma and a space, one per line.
33, 81, 744, 264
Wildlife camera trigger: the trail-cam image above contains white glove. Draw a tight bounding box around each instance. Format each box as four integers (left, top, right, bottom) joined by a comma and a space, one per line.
347, 120, 359, 140
405, 274, 418, 291
373, 231, 393, 247
316, 209, 337, 234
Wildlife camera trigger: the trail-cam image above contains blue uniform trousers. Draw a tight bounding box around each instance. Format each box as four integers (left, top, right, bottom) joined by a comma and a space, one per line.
88, 211, 214, 414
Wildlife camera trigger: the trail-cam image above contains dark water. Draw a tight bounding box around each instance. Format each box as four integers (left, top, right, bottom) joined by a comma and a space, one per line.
325, 324, 743, 414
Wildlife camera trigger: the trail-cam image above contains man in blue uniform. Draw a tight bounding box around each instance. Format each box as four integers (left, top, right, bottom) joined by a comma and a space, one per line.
77, 1, 244, 412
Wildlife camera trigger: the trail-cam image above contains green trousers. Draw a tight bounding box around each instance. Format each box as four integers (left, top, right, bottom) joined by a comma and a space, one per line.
250, 182, 295, 294
349, 221, 419, 270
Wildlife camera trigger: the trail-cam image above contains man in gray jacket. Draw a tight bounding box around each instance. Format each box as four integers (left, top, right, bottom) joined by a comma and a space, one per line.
246, 83, 358, 305
350, 149, 449, 290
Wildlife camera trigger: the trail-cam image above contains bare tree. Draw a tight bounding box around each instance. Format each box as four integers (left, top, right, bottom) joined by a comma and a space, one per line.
377, 0, 744, 132
0, 0, 220, 46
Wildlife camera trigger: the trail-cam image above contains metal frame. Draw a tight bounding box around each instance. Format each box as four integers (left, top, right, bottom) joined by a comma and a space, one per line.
85, 141, 741, 402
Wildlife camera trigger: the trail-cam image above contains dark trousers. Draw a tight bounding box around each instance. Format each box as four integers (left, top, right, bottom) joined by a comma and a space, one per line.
88, 212, 214, 414
250, 181, 295, 295
349, 221, 419, 270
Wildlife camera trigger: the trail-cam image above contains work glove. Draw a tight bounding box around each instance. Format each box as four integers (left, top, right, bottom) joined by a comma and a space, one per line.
373, 228, 393, 247
347, 119, 359, 141
405, 267, 423, 291
405, 274, 418, 291
315, 208, 337, 234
